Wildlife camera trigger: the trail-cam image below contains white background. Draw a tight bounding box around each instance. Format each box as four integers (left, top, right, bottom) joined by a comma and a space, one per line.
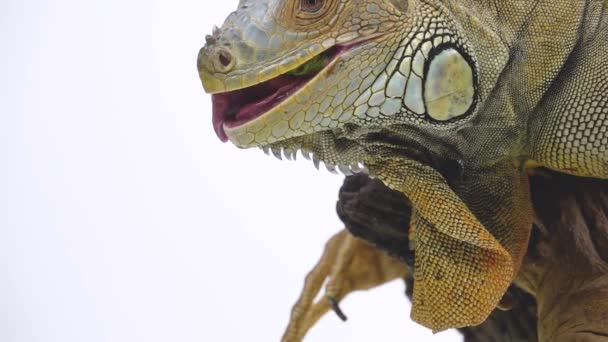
1, 0, 461, 341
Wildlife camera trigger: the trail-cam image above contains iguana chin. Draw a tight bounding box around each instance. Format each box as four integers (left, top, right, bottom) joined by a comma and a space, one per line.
197, 0, 608, 339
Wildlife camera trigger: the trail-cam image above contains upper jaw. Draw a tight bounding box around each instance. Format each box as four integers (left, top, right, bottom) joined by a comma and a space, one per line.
198, 41, 327, 95
198, 33, 386, 94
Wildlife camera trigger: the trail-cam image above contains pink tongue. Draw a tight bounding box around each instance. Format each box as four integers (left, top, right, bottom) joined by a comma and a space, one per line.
210, 75, 309, 143
234, 80, 300, 122
212, 94, 229, 142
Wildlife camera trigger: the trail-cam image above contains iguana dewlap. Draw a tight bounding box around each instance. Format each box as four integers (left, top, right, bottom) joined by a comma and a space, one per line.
198, 0, 608, 334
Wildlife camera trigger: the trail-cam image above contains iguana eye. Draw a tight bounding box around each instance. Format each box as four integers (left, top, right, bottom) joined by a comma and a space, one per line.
300, 0, 324, 12
284, 0, 340, 30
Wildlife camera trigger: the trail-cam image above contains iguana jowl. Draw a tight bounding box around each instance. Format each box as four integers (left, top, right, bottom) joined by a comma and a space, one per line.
197, 0, 608, 338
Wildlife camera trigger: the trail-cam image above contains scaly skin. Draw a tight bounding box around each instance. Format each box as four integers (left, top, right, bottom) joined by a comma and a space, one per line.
198, 0, 608, 337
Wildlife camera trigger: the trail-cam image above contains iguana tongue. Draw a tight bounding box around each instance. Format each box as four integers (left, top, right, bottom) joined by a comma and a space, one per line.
212, 93, 230, 142
211, 74, 309, 142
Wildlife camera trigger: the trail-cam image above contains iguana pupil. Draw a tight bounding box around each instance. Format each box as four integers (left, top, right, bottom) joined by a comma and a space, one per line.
301, 0, 323, 12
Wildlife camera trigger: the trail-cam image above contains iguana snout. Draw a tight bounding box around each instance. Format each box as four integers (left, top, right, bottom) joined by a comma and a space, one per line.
198, 0, 411, 147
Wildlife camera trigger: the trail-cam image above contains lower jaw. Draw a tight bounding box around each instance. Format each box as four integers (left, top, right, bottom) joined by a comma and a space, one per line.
223, 77, 310, 130
214, 79, 312, 143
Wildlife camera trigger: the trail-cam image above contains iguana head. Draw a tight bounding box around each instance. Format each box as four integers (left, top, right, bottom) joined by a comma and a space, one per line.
198, 0, 511, 171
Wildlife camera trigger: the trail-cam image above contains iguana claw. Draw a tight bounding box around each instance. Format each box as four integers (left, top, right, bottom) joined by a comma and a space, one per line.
328, 297, 348, 322
281, 230, 407, 342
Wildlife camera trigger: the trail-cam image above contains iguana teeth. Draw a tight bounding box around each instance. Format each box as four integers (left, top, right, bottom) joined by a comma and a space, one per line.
313, 154, 321, 170
271, 147, 283, 160
339, 164, 354, 176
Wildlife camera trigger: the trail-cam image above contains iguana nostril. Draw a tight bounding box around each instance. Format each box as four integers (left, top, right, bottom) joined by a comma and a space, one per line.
217, 49, 235, 71
219, 52, 231, 66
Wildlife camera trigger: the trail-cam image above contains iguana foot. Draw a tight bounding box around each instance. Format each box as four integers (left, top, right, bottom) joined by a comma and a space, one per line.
281, 229, 407, 342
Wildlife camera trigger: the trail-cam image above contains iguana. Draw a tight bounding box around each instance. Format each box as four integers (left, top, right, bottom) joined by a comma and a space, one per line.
197, 0, 608, 340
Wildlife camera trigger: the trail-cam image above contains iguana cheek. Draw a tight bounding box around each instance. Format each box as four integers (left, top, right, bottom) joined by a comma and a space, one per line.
424, 48, 475, 121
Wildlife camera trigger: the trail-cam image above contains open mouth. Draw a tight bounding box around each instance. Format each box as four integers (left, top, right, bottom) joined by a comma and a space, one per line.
211, 45, 348, 142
